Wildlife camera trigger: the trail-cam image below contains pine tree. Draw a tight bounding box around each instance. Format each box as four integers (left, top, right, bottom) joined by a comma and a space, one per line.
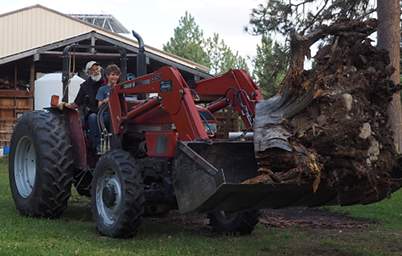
248, 0, 374, 37
252, 35, 287, 97
165, 13, 249, 75
205, 33, 249, 75
163, 12, 210, 67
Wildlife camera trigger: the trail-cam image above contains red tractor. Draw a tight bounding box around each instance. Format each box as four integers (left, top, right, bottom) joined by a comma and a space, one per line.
8, 32, 271, 238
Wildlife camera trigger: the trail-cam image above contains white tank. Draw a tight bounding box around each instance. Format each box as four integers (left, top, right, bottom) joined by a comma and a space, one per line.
34, 73, 84, 110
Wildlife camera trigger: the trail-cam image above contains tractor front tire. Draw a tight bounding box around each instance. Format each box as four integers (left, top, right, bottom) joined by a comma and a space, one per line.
91, 150, 145, 238
208, 210, 260, 235
9, 111, 74, 218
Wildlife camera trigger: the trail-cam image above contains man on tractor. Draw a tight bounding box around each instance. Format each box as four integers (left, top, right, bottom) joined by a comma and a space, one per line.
59, 60, 105, 152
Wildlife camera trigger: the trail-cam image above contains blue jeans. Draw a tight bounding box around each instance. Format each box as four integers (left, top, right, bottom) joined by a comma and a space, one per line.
103, 111, 111, 132
87, 113, 99, 150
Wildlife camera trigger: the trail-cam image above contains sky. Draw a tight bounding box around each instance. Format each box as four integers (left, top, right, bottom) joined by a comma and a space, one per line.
2, 0, 265, 61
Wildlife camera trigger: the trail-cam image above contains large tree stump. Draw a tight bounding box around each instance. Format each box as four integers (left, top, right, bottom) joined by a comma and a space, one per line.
252, 19, 401, 206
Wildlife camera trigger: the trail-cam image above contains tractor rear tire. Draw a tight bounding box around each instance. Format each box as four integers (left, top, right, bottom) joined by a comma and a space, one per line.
208, 210, 260, 235
91, 150, 145, 238
9, 110, 74, 218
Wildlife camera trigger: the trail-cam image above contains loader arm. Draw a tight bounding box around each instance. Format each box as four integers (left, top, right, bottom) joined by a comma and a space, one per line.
108, 66, 209, 141
195, 69, 263, 129
109, 67, 263, 138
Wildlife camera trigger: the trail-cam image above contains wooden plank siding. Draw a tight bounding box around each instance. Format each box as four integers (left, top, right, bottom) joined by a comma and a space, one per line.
0, 90, 33, 146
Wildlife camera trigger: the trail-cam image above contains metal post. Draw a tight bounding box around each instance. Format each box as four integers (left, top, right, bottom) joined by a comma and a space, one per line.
62, 44, 75, 102
119, 49, 127, 81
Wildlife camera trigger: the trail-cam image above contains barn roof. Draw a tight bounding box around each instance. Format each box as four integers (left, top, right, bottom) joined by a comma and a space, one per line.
0, 5, 210, 76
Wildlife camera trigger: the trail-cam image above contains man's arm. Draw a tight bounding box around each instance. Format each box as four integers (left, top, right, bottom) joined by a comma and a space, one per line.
57, 83, 84, 110
74, 84, 85, 107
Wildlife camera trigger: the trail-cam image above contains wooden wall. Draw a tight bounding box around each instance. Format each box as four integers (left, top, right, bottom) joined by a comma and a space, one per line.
215, 110, 241, 139
0, 90, 33, 147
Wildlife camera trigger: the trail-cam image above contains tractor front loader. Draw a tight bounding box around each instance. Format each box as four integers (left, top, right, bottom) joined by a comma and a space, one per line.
8, 31, 335, 238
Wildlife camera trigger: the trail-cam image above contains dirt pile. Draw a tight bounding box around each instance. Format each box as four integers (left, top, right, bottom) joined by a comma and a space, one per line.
252, 19, 401, 206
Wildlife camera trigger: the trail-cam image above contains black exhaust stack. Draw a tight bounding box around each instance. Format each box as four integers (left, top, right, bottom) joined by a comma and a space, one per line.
132, 30, 147, 77
132, 30, 147, 99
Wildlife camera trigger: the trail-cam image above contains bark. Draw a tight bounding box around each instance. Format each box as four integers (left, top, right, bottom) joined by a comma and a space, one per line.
377, 0, 402, 153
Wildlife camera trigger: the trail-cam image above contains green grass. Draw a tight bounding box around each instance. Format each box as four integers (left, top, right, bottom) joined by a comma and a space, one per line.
327, 191, 402, 230
1, 157, 402, 255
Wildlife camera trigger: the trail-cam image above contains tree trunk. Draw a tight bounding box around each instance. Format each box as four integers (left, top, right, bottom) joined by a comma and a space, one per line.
377, 0, 402, 153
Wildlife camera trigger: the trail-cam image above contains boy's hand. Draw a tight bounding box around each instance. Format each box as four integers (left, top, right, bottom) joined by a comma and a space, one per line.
98, 98, 109, 107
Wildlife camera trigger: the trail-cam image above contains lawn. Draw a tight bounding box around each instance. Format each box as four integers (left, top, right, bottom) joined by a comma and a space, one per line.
1, 157, 402, 256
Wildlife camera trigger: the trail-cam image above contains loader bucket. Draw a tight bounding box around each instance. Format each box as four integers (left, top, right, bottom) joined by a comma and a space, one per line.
172, 141, 336, 213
